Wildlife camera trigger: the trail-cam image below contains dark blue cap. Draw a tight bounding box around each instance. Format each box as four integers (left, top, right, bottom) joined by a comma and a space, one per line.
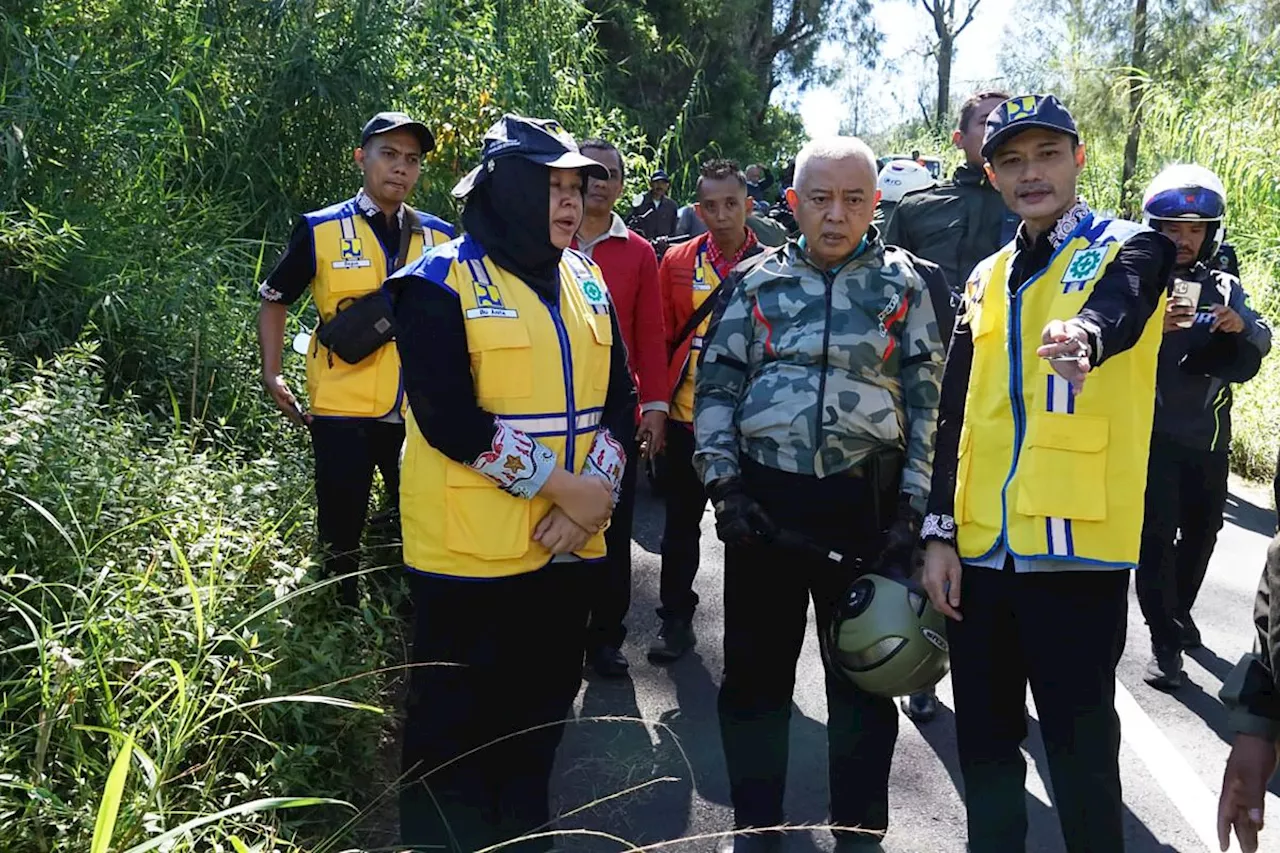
981, 94, 1079, 160
361, 111, 434, 153
451, 114, 609, 198
651, 169, 670, 183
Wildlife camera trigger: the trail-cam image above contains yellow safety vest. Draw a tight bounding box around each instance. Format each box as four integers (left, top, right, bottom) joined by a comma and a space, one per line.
955, 215, 1164, 567
671, 243, 722, 423
398, 237, 615, 579
304, 199, 452, 417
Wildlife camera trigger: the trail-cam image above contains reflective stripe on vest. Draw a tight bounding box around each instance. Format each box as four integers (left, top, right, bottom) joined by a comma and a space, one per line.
399, 239, 614, 579
304, 200, 448, 417
955, 215, 1164, 567
672, 242, 721, 423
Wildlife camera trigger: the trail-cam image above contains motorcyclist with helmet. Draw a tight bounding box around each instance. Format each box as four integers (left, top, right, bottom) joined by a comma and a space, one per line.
1137, 164, 1271, 690
873, 159, 934, 229
693, 135, 946, 853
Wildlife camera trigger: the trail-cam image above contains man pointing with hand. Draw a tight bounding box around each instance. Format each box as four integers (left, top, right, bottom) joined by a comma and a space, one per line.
919, 95, 1174, 853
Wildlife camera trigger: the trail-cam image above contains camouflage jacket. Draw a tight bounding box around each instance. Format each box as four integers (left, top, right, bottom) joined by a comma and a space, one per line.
692, 233, 945, 514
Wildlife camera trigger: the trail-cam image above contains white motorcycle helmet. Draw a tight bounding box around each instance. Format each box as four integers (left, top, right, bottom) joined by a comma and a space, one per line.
1140, 164, 1227, 261
877, 160, 934, 204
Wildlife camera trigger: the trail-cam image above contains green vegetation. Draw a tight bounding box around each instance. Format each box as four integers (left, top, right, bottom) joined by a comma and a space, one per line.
4, 0, 1280, 850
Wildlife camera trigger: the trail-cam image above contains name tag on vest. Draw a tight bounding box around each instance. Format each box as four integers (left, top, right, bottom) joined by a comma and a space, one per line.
466, 306, 519, 319
331, 258, 373, 269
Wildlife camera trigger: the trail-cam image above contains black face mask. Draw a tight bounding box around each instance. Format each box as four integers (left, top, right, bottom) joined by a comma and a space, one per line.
462, 157, 563, 300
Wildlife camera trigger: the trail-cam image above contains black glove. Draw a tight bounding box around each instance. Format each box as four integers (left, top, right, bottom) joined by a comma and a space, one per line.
707, 477, 777, 547
871, 498, 923, 581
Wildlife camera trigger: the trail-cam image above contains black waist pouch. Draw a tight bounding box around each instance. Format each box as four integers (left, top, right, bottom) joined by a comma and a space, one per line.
316, 289, 396, 365
316, 206, 423, 365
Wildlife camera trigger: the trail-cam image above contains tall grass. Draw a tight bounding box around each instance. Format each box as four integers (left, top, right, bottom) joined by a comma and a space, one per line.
0, 343, 411, 851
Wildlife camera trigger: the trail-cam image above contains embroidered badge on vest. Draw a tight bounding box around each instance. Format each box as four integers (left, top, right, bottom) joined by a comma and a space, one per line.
1061, 246, 1108, 292
464, 258, 519, 319
331, 217, 373, 269
581, 278, 610, 315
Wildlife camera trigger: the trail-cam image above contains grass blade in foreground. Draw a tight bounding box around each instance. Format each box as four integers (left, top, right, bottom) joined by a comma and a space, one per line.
121, 797, 354, 853
90, 735, 135, 853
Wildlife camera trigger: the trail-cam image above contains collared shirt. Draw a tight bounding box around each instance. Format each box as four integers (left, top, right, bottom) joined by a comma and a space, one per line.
574, 212, 630, 259
705, 227, 759, 279
571, 213, 669, 415
924, 198, 1175, 572
355, 187, 405, 229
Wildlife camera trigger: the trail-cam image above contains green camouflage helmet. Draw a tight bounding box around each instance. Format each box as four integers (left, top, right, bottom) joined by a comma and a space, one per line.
827, 573, 949, 697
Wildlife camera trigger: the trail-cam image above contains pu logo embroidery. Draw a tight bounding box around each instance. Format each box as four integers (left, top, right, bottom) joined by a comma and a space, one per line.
466, 277, 519, 319
331, 234, 373, 269
1062, 246, 1107, 293
1006, 95, 1040, 121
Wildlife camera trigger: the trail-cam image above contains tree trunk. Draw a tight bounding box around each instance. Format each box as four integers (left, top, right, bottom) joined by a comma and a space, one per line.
1120, 0, 1148, 217
936, 36, 953, 132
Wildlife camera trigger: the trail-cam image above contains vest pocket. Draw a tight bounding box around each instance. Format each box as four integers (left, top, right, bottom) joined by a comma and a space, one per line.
1015, 413, 1109, 521
308, 346, 383, 416
589, 313, 613, 392
467, 322, 533, 400
443, 464, 531, 559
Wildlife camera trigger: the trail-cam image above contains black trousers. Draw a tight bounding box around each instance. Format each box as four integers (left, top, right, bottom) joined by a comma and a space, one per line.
719, 460, 898, 835
587, 430, 637, 651
658, 423, 706, 621
309, 418, 404, 590
1136, 433, 1228, 650
949, 561, 1129, 853
400, 563, 590, 852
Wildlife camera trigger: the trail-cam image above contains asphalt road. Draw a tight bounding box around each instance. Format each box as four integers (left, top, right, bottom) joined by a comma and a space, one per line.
550, 475, 1280, 853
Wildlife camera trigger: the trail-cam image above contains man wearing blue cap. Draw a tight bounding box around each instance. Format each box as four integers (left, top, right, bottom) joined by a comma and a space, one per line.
919, 95, 1175, 852
256, 111, 454, 605
628, 168, 679, 239
390, 114, 637, 852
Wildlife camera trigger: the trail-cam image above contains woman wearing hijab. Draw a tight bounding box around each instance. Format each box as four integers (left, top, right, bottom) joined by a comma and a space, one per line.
389, 115, 636, 852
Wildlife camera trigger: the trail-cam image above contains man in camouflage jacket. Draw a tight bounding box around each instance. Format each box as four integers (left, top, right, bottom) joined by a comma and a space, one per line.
693, 137, 945, 853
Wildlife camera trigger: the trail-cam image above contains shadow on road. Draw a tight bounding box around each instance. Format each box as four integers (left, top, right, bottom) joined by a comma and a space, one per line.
1224, 491, 1275, 538
906, 703, 1181, 851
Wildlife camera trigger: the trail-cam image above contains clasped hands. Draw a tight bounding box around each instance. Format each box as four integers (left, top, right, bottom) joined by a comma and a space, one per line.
535, 470, 615, 555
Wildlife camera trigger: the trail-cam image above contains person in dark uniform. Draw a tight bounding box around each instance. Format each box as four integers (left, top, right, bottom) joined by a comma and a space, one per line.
256, 111, 453, 605
1136, 164, 1270, 689
697, 136, 945, 853
628, 169, 679, 239
390, 115, 637, 853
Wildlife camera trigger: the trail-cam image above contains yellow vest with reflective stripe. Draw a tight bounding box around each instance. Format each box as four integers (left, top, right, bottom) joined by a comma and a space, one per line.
672, 244, 721, 423
398, 237, 615, 578
305, 200, 450, 417
955, 215, 1164, 567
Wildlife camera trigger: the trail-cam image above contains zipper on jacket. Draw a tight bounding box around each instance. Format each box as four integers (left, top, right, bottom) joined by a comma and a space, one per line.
814, 270, 835, 465
543, 296, 578, 471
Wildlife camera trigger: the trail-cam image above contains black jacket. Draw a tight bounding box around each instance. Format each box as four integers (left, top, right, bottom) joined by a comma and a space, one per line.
1152, 264, 1270, 453
884, 163, 1021, 293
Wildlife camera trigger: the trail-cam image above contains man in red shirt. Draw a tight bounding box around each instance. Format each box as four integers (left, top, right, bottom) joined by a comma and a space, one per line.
574, 138, 669, 677
649, 159, 764, 663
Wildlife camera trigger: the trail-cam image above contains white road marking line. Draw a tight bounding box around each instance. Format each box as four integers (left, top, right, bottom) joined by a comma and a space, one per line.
1112, 677, 1235, 852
